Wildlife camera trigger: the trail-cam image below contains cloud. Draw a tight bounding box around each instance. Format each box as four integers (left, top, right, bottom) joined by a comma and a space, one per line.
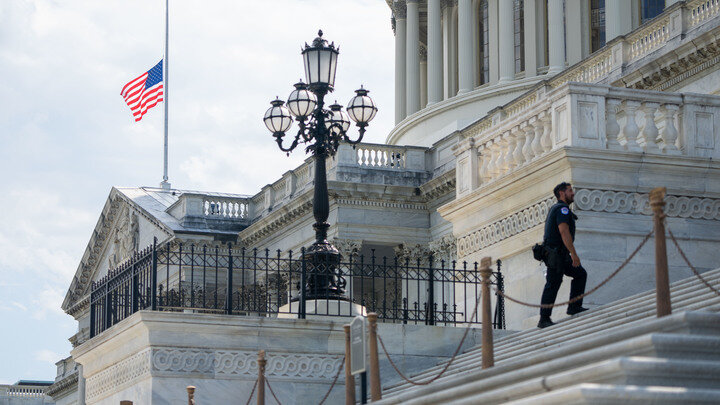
0, 0, 394, 383
33, 349, 62, 367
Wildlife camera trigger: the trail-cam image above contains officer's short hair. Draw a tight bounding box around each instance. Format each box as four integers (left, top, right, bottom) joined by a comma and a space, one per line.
553, 182, 572, 198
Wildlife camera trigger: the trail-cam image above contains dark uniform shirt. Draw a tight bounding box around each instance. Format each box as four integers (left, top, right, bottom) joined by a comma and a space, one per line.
543, 202, 576, 249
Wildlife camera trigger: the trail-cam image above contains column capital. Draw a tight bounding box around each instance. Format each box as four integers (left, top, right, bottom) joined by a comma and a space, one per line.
420, 44, 427, 61
442, 0, 457, 10
393, 0, 407, 19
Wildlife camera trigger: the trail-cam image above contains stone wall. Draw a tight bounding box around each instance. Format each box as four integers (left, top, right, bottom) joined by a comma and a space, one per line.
72, 311, 509, 405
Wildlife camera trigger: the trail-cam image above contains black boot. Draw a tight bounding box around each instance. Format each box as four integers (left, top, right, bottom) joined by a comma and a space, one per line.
567, 306, 589, 316
537, 317, 555, 328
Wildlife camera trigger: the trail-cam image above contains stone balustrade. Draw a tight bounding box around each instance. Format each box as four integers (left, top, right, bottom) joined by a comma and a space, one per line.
455, 82, 720, 198
204, 197, 250, 219
0, 385, 46, 397
355, 143, 407, 169
689, 0, 720, 27
547, 0, 717, 88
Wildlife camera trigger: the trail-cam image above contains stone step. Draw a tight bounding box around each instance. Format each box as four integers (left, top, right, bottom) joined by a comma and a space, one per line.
493, 268, 720, 350
450, 356, 720, 404
377, 312, 720, 403
505, 384, 720, 405
382, 269, 720, 393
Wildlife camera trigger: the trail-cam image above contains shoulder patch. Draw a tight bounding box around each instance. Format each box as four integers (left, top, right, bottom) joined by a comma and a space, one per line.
560, 207, 569, 215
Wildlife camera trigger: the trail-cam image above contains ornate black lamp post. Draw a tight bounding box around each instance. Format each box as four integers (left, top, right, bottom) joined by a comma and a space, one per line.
263, 31, 377, 300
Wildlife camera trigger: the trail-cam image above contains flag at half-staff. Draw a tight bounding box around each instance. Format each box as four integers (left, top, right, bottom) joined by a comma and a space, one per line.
121, 60, 164, 122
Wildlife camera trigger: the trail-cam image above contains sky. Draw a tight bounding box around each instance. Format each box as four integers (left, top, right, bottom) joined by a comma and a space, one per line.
0, 0, 394, 383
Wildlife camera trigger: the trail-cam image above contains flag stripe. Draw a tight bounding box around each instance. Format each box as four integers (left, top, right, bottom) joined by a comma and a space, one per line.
120, 61, 163, 122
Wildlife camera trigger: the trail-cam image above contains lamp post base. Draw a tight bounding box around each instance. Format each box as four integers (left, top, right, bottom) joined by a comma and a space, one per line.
300, 241, 346, 300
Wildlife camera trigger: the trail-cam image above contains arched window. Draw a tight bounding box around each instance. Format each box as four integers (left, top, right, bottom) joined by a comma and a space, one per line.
514, 0, 525, 73
590, 0, 606, 53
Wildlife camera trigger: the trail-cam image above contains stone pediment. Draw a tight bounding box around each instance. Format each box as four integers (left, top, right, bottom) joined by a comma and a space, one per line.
61, 188, 173, 318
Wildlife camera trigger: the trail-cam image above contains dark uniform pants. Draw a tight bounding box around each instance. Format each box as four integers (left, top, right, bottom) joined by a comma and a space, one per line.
540, 260, 587, 319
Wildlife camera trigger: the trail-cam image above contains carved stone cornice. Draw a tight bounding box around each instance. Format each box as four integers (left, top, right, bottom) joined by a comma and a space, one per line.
45, 372, 79, 398
419, 169, 456, 202
624, 30, 720, 91
239, 194, 314, 247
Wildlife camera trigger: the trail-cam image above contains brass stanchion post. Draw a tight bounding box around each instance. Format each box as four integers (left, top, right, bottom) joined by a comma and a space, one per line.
367, 313, 382, 401
479, 257, 494, 369
650, 187, 672, 317
257, 350, 266, 405
343, 325, 356, 405
186, 386, 195, 405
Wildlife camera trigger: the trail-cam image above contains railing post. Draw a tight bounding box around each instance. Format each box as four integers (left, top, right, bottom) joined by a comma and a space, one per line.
226, 243, 234, 315
650, 187, 672, 317
299, 248, 307, 319
104, 283, 111, 331
427, 255, 435, 326
479, 257, 494, 369
494, 259, 506, 330
257, 350, 266, 405
343, 325, 356, 405
151, 238, 158, 310
367, 313, 381, 401
90, 294, 96, 338
131, 255, 139, 313
186, 386, 195, 405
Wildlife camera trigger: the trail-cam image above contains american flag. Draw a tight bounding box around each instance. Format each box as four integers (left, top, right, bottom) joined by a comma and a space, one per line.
121, 60, 164, 122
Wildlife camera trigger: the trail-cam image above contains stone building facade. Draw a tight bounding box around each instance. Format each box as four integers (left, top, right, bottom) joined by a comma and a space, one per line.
50, 1, 720, 403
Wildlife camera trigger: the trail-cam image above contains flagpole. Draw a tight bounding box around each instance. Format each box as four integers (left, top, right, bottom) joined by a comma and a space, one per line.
161, 0, 171, 189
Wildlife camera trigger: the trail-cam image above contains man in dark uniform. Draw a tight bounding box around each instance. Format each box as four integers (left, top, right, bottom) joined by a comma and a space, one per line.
538, 182, 588, 328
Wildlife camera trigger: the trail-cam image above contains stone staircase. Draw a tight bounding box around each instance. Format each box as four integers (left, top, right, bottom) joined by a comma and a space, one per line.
377, 268, 720, 404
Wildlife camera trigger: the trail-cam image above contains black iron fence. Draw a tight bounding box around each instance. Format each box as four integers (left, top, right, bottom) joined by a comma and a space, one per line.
90, 239, 505, 338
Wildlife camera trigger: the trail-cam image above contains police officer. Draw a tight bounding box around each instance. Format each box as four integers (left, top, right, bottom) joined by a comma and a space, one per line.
538, 182, 588, 328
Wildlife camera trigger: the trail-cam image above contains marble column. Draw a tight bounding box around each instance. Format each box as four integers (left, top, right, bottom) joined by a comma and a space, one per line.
427, 0, 443, 104
565, 0, 583, 65
606, 0, 633, 42
442, 1, 458, 98
406, 0, 420, 115
498, 0, 514, 82
420, 47, 428, 108
524, 0, 537, 77
472, 0, 481, 86
547, 0, 565, 74
458, 0, 474, 93
394, 2, 407, 124
488, 0, 499, 83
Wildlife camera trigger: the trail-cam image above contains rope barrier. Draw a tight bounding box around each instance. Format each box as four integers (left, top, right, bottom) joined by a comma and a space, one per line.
377, 275, 485, 386
244, 378, 258, 405
317, 356, 344, 405
668, 228, 720, 297
265, 378, 282, 405
494, 229, 654, 308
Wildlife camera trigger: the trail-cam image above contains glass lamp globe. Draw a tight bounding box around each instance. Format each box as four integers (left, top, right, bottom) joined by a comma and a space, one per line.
326, 102, 350, 135
286, 81, 317, 119
347, 86, 378, 124
302, 30, 339, 91
263, 98, 293, 134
